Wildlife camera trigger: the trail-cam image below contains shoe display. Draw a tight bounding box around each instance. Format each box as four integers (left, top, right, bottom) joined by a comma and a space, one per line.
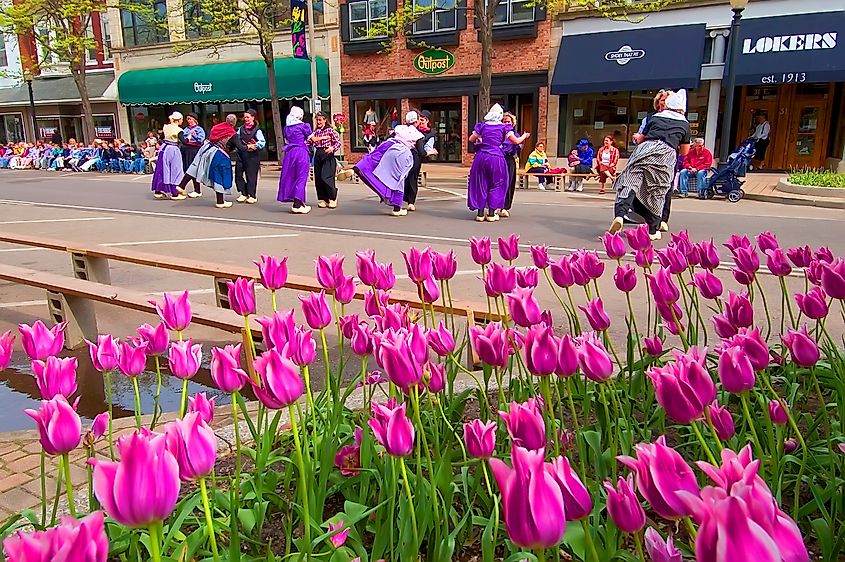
236, 195, 247, 203
246, 197, 257, 204
215, 201, 233, 209
317, 200, 328, 208
328, 200, 338, 209
609, 217, 624, 234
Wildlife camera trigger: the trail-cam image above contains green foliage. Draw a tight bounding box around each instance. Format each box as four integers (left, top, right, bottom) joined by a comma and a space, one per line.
788, 169, 845, 188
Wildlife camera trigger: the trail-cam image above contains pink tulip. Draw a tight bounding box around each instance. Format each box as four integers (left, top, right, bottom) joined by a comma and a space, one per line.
226, 277, 256, 316
724, 327, 771, 372
91, 412, 109, 440
732, 266, 755, 286
556, 334, 579, 377
711, 313, 738, 339
255, 255, 288, 291
724, 234, 752, 252
257, 310, 296, 350
497, 234, 520, 262
419, 276, 440, 304
334, 427, 363, 476
355, 249, 379, 287
164, 412, 217, 481
118, 341, 148, 378
3, 511, 109, 562
25, 395, 81, 456
604, 475, 646, 533
167, 340, 202, 380
549, 256, 574, 288
576, 333, 613, 382
794, 287, 828, 320
601, 231, 627, 260
806, 260, 825, 286
643, 336, 663, 358
402, 246, 433, 283
523, 325, 559, 376
756, 231, 779, 252
617, 436, 699, 519
635, 247, 654, 269
252, 349, 304, 409
767, 399, 788, 426
782, 326, 819, 367
613, 264, 637, 293
508, 287, 542, 327
210, 344, 248, 393
732, 246, 760, 277
643, 527, 682, 562
647, 349, 716, 424
574, 250, 604, 281
151, 291, 192, 332
463, 419, 496, 458
299, 291, 333, 330
717, 345, 756, 393
530, 244, 550, 269
485, 262, 516, 296
489, 446, 567, 549
692, 270, 724, 300
374, 303, 412, 332
90, 431, 180, 527
328, 520, 350, 548
786, 245, 812, 269
377, 329, 424, 390
375, 262, 396, 291
706, 402, 735, 440
335, 275, 356, 305
350, 322, 374, 356
724, 292, 753, 329
516, 267, 539, 289
136, 323, 169, 356
427, 322, 455, 356
470, 322, 510, 368
670, 230, 693, 256
698, 239, 721, 271
18, 320, 66, 360
545, 456, 592, 521
579, 298, 611, 332
32, 356, 78, 399
188, 392, 216, 424
432, 250, 458, 281
363, 289, 390, 317
765, 248, 792, 277
646, 268, 680, 304
624, 224, 651, 251
0, 330, 13, 371
339, 314, 360, 339
656, 246, 688, 274
499, 398, 546, 451
315, 254, 346, 290
815, 246, 834, 263
424, 362, 446, 393
821, 258, 845, 299
369, 401, 415, 456
287, 326, 317, 366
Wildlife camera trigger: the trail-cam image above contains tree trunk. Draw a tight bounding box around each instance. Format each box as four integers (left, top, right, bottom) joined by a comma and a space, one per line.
70, 64, 96, 143
263, 41, 286, 165
476, 0, 493, 115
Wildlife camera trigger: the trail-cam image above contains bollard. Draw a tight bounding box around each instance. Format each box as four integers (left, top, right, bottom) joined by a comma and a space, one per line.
47, 291, 98, 349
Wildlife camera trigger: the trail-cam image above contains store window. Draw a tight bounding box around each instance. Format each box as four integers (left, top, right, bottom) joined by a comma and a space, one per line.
412, 0, 457, 34
0, 36, 7, 68
350, 99, 399, 149
348, 0, 388, 40
494, 0, 533, 26
36, 118, 61, 142
122, 0, 169, 47
92, 115, 117, 141
1, 114, 24, 144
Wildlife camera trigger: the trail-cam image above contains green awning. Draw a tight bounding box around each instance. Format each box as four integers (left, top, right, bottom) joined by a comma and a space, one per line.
117, 57, 329, 106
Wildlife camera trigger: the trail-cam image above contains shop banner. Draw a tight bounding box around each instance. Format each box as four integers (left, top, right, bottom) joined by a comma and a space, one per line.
291, 0, 308, 60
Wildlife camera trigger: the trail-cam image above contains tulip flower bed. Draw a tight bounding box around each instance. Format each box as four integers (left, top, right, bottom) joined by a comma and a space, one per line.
1, 226, 844, 562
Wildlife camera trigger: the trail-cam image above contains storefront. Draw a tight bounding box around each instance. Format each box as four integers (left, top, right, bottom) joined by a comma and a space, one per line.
117, 57, 331, 160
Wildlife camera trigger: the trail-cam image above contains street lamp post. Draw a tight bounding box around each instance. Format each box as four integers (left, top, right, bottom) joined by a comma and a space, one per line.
22, 68, 38, 143
718, 0, 749, 164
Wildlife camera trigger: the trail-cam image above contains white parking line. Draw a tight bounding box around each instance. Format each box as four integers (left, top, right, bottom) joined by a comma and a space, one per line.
0, 217, 114, 225
0, 233, 299, 253
0, 300, 46, 308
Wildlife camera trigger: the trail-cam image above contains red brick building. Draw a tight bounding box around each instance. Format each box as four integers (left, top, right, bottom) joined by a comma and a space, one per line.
338, 0, 550, 165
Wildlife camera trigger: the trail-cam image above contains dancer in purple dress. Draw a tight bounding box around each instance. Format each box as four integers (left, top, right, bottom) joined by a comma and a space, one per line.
151, 112, 186, 200
277, 106, 313, 214
467, 104, 529, 222
354, 125, 422, 217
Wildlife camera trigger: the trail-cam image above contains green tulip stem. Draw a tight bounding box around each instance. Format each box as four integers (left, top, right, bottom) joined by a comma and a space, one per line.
703, 409, 724, 452
684, 517, 697, 545
179, 378, 189, 418
539, 377, 559, 456
753, 275, 773, 339
61, 454, 75, 517
271, 290, 277, 312
565, 287, 582, 334
151, 356, 163, 430
148, 522, 162, 562
132, 377, 142, 429
411, 386, 441, 534
669, 307, 689, 351
690, 420, 718, 466
445, 280, 457, 334
105, 371, 114, 460
177, 330, 184, 342
243, 316, 256, 358
534, 549, 546, 562
739, 392, 764, 466
199, 477, 220, 561
581, 518, 601, 562
319, 328, 332, 401
634, 531, 646, 562
598, 384, 617, 480
231, 391, 241, 482
39, 450, 46, 526
625, 292, 643, 363
301, 365, 321, 446
437, 398, 467, 462
398, 456, 420, 551
288, 404, 312, 561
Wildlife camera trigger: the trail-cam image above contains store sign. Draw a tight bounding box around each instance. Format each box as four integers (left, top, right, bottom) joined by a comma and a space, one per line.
95, 126, 115, 139
39, 127, 57, 137
742, 32, 837, 54
413, 49, 455, 75
604, 45, 645, 66
193, 82, 213, 94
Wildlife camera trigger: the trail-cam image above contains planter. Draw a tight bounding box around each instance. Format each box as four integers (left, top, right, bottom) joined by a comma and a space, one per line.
777, 179, 845, 198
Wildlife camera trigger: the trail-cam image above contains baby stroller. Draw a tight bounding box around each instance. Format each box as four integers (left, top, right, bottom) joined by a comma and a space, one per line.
702, 139, 755, 203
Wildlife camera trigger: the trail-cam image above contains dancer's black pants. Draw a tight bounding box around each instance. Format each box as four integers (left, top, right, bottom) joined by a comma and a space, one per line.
236, 152, 260, 198
615, 191, 661, 234
404, 151, 422, 205
313, 148, 338, 202
505, 155, 517, 210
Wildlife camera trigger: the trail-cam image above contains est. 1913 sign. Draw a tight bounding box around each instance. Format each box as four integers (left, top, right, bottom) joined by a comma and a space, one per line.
413, 49, 455, 75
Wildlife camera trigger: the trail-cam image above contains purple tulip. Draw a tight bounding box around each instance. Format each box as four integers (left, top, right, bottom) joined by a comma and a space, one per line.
724, 234, 752, 252
335, 275, 356, 305
783, 438, 798, 454
188, 392, 216, 424
299, 291, 333, 330
328, 520, 350, 548
545, 456, 592, 521
91, 412, 109, 440
815, 246, 834, 263
635, 247, 654, 269
32, 356, 78, 399
0, 330, 13, 371
489, 446, 567, 549
644, 336, 664, 358
516, 267, 539, 289
765, 248, 792, 277
579, 298, 611, 332
706, 402, 735, 440
692, 270, 724, 300
3, 511, 109, 562
497, 234, 520, 262
257, 310, 296, 350
794, 287, 828, 320
485, 263, 517, 297
151, 291, 192, 332
375, 262, 396, 291
601, 231, 627, 260
87, 335, 120, 374
463, 419, 496, 458
507, 287, 542, 327
118, 341, 148, 378
363, 290, 390, 317
756, 231, 779, 252
604, 475, 646, 533
432, 250, 458, 281
530, 244, 550, 269
499, 398, 546, 451
470, 236, 492, 266
226, 277, 256, 316
377, 329, 424, 391
25, 395, 81, 456
339, 314, 360, 339
613, 264, 637, 293
90, 431, 180, 527
470, 322, 510, 368
335, 427, 363, 476
355, 250, 379, 287
556, 334, 579, 377
717, 345, 756, 393
724, 291, 753, 329
731, 266, 755, 287
167, 340, 201, 380
287, 326, 317, 366
698, 240, 721, 271
782, 326, 820, 367
646, 268, 680, 305
315, 254, 346, 290
617, 436, 699, 519
647, 349, 716, 424
711, 313, 738, 339
786, 245, 812, 269
576, 333, 613, 382
427, 322, 455, 357
523, 325, 559, 376
574, 250, 605, 281
18, 320, 66, 361
252, 349, 304, 409
402, 246, 433, 284
656, 246, 688, 274
419, 276, 440, 304
136, 323, 169, 356
374, 303, 412, 332
657, 301, 684, 332
549, 256, 574, 288
732, 246, 760, 277
210, 344, 248, 393
345, 322, 370, 357
624, 224, 651, 251
164, 412, 217, 481
369, 401, 415, 457
806, 260, 825, 287
424, 362, 446, 393
255, 255, 288, 291
643, 528, 682, 562
821, 258, 845, 299
768, 399, 788, 426
724, 327, 770, 371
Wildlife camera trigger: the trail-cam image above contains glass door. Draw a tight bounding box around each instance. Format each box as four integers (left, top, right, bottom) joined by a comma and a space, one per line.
786, 100, 829, 170
423, 104, 461, 163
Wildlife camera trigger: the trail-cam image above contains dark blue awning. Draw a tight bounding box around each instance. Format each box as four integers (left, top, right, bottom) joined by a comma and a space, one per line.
733, 11, 845, 86
551, 24, 706, 95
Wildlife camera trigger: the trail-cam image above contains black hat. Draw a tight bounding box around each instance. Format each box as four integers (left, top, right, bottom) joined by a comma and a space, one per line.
186, 112, 198, 120
419, 110, 432, 120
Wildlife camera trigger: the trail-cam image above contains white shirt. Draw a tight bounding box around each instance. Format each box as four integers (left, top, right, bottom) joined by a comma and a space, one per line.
753, 121, 770, 141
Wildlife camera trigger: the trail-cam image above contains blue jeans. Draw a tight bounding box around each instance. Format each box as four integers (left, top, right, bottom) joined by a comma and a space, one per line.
679, 169, 707, 195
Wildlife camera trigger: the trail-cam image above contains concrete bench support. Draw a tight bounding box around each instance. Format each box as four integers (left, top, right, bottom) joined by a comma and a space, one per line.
71, 252, 112, 285
214, 276, 231, 310
46, 290, 98, 349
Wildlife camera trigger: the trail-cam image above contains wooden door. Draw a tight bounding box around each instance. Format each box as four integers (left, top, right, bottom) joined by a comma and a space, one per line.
785, 98, 830, 170
736, 98, 778, 149
519, 103, 534, 163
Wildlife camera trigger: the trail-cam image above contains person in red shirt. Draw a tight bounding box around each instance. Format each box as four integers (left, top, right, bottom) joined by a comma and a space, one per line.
678, 138, 712, 198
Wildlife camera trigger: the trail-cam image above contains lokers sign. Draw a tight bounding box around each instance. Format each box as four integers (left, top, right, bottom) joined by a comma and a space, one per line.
413, 49, 455, 75
604, 45, 646, 66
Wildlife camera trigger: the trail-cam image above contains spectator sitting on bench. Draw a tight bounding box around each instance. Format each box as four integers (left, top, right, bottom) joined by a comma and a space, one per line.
679, 137, 712, 198
525, 141, 550, 191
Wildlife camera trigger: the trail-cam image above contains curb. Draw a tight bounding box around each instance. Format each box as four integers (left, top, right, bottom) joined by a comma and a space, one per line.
743, 192, 845, 210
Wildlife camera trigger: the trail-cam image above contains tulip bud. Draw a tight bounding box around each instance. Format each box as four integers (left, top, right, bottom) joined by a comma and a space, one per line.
424, 362, 446, 393
530, 244, 550, 269
25, 395, 81, 456
350, 322, 374, 356
419, 276, 440, 304
118, 341, 148, 378
18, 320, 66, 361
815, 246, 834, 263
255, 255, 288, 291
786, 245, 812, 269
624, 224, 651, 251
656, 246, 688, 274
717, 345, 756, 393
427, 322, 455, 357
556, 334, 579, 377
579, 298, 611, 332
643, 336, 663, 358
369, 401, 414, 456
724, 291, 753, 329
497, 234, 520, 262
549, 256, 574, 288
783, 438, 798, 454
523, 325, 559, 376
647, 349, 716, 424
355, 249, 379, 287
210, 344, 248, 393
151, 291, 192, 332
603, 475, 646, 533
794, 287, 828, 320
781, 326, 820, 367
765, 248, 792, 277
691, 270, 723, 300
375, 262, 396, 291
732, 246, 760, 277
299, 291, 333, 330
646, 268, 680, 305
287, 326, 317, 366
88, 334, 121, 374
463, 419, 496, 458
643, 527, 682, 562
328, 520, 350, 548
756, 230, 779, 252
168, 340, 201, 380
545, 456, 592, 521
335, 275, 356, 305
402, 246, 433, 284
613, 264, 637, 293
724, 234, 752, 252
0, 330, 13, 371
485, 263, 516, 297
257, 310, 296, 350
226, 277, 256, 317
499, 398, 546, 451
32, 356, 78, 400
136, 323, 169, 356
515, 267, 539, 289
574, 250, 605, 281
470, 322, 510, 368
635, 247, 654, 269
315, 254, 346, 290
377, 329, 424, 391
576, 333, 613, 382
697, 239, 721, 271
91, 411, 109, 441
188, 392, 216, 424
432, 250, 458, 281
706, 402, 735, 440
164, 412, 217, 481
767, 399, 788, 426
252, 349, 305, 409
508, 287, 542, 327
363, 289, 390, 317
601, 231, 627, 260
821, 258, 845, 299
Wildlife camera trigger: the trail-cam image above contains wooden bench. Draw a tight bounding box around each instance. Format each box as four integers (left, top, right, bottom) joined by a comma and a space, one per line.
517, 171, 600, 191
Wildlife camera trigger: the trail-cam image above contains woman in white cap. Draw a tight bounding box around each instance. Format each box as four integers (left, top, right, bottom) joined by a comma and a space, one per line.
151, 112, 186, 200
609, 89, 690, 240
467, 103, 529, 222
353, 124, 422, 217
